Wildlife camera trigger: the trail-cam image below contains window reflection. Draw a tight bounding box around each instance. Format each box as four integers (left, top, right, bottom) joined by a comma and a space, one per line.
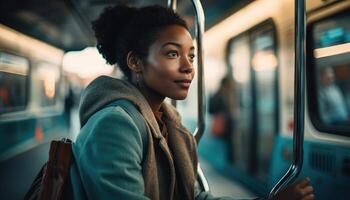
0, 52, 29, 113
317, 67, 349, 125
312, 11, 350, 128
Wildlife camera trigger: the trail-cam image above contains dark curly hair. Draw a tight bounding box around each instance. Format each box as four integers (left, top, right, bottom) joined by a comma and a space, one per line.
92, 5, 188, 79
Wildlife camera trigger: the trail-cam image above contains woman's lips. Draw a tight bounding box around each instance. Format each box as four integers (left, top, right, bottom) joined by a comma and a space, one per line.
174, 80, 191, 89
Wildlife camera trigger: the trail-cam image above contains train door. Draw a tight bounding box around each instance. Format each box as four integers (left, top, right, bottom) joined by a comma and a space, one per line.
250, 23, 279, 183
227, 21, 278, 185
228, 34, 252, 173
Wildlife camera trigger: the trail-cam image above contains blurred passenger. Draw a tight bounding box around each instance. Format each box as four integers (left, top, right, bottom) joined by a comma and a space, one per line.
70, 4, 314, 200
64, 83, 74, 128
209, 76, 235, 162
345, 84, 350, 114
318, 67, 349, 125
0, 74, 10, 109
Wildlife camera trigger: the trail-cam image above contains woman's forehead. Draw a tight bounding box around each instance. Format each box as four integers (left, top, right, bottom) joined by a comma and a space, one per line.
155, 25, 193, 47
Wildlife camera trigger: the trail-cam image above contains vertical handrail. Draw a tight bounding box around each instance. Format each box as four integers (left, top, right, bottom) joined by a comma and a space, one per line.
269, 0, 306, 197
191, 0, 205, 144
168, 0, 208, 192
167, 0, 177, 11
168, 0, 205, 143
168, 0, 177, 107
190, 0, 209, 192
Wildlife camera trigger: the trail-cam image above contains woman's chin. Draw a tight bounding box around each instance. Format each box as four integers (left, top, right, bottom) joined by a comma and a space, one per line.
170, 93, 188, 100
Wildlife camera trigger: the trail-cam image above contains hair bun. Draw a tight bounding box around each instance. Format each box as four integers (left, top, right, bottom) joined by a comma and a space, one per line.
92, 5, 137, 65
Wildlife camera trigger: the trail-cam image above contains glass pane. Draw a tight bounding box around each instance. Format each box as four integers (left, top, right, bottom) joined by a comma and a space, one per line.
0, 52, 29, 113
312, 10, 350, 131
251, 24, 278, 182
229, 34, 252, 172
37, 62, 60, 107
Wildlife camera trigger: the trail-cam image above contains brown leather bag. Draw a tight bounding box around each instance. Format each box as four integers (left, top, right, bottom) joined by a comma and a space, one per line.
24, 138, 73, 200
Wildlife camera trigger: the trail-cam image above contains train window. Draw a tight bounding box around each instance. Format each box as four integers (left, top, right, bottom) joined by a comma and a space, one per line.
227, 20, 278, 183
308, 9, 350, 136
0, 52, 29, 113
37, 62, 60, 107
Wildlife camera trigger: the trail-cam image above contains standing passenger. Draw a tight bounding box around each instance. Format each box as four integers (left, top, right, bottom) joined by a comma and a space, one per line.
70, 4, 314, 200
64, 82, 74, 129
209, 76, 236, 162
318, 67, 349, 125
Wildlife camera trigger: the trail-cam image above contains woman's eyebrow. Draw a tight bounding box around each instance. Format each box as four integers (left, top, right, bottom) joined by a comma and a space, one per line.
161, 42, 195, 50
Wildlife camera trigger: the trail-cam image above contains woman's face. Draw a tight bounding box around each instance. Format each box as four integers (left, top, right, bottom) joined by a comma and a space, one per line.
141, 25, 195, 100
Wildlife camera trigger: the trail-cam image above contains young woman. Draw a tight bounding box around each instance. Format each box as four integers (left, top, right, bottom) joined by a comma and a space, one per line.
69, 5, 314, 200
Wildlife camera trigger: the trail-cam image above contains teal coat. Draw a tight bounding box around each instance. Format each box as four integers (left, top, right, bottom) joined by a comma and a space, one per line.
70, 76, 256, 200
70, 105, 148, 199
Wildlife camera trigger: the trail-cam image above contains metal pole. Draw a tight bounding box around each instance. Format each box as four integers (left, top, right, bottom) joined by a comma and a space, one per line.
191, 0, 205, 144
269, 0, 306, 197
197, 163, 210, 191
190, 0, 209, 192
167, 0, 177, 11
168, 0, 177, 108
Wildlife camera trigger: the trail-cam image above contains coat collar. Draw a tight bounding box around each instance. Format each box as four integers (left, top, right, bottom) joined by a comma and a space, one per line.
161, 103, 197, 199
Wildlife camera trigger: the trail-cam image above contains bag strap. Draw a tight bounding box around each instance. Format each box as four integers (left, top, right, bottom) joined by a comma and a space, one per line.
105, 100, 148, 159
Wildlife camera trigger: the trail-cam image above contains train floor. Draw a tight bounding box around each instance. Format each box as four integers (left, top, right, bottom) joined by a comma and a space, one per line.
199, 158, 256, 198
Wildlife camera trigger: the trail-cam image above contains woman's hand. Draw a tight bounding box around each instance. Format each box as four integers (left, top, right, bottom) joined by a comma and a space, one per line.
270, 177, 314, 200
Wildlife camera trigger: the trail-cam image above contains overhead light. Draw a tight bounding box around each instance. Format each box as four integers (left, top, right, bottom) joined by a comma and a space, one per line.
314, 43, 350, 58
252, 51, 278, 71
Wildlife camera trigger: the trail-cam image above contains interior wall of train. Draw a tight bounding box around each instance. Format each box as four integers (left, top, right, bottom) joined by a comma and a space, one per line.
0, 0, 349, 199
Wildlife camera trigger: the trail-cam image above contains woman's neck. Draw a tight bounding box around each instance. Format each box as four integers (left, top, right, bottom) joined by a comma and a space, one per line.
129, 73, 164, 114
144, 93, 163, 114
136, 82, 164, 114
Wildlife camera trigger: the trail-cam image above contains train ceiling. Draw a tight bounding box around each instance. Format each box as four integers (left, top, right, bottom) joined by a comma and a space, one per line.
0, 0, 251, 51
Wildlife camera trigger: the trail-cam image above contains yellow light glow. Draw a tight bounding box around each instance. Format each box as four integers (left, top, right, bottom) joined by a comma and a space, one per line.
63, 47, 114, 78
0, 24, 20, 45
205, 0, 281, 51
252, 51, 278, 71
44, 78, 55, 98
0, 24, 63, 62
38, 65, 58, 99
314, 43, 350, 58
230, 39, 250, 83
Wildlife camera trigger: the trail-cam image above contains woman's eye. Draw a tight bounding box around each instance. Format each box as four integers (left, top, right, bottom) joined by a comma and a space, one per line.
167, 51, 178, 58
189, 54, 196, 62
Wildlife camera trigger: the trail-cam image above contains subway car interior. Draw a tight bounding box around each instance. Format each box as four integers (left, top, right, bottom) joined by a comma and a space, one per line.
0, 0, 350, 199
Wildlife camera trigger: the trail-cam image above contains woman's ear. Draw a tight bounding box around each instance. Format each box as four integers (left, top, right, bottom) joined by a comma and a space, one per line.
127, 51, 142, 73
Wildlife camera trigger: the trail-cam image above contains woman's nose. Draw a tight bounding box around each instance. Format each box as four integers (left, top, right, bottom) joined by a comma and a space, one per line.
180, 57, 193, 73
